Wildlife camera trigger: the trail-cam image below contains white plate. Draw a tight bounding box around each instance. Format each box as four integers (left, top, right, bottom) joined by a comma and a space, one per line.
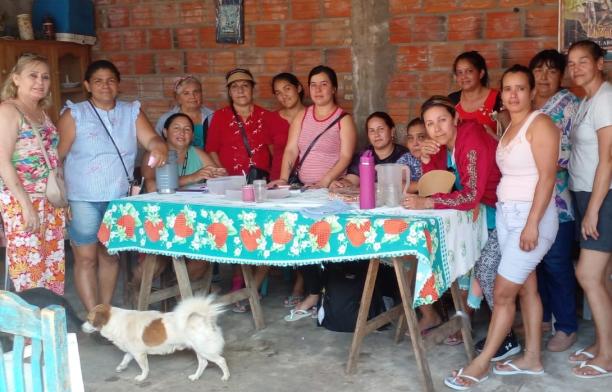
61, 82, 80, 89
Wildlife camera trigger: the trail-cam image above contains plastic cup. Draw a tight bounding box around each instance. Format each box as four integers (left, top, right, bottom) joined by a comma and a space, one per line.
242, 185, 255, 202
253, 180, 267, 203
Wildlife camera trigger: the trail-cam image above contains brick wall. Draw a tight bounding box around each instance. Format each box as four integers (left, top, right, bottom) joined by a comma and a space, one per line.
93, 0, 352, 123
93, 0, 609, 128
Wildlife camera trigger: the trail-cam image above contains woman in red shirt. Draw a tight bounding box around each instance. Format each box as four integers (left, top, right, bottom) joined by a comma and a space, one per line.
206, 68, 274, 177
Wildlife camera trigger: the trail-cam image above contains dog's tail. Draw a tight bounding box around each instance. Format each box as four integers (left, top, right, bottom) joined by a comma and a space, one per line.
174, 295, 225, 331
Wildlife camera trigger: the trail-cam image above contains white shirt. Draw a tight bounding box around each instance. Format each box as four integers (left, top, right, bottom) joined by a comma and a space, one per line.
569, 81, 612, 192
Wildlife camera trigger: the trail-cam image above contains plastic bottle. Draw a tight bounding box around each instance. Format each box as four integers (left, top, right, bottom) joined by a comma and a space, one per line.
155, 150, 178, 194
359, 150, 376, 209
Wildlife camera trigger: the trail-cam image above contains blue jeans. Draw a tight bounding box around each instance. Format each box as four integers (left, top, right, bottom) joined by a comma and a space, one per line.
536, 221, 578, 334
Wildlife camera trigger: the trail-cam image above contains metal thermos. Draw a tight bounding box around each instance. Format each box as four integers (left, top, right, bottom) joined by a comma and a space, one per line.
155, 150, 178, 194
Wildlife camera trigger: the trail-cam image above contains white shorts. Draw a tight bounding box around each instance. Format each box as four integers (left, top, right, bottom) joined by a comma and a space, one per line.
496, 201, 558, 284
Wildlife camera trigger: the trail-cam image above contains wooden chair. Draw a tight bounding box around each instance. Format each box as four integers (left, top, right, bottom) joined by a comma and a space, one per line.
0, 290, 70, 391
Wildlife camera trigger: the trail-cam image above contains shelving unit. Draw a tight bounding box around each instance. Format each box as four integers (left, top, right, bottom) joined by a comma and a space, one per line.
0, 40, 90, 122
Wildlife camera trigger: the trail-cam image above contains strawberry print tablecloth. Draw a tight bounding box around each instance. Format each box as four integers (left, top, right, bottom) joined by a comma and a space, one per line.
98, 190, 487, 307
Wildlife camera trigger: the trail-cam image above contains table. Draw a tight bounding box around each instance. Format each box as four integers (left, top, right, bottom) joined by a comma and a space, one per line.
99, 189, 487, 389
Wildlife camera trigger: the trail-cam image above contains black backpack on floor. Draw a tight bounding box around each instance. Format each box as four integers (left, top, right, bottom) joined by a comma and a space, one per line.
318, 263, 384, 333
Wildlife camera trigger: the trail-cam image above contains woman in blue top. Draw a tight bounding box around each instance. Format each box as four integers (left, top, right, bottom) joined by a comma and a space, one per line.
57, 60, 167, 332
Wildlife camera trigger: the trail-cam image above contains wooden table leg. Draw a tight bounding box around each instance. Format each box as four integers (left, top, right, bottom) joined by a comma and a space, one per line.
172, 256, 193, 300
450, 281, 474, 361
393, 257, 434, 392
198, 263, 213, 295
137, 254, 156, 310
346, 259, 380, 374
242, 265, 265, 330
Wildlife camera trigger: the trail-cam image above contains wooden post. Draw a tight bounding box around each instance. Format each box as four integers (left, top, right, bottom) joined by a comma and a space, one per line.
393, 257, 434, 392
172, 256, 193, 300
346, 258, 380, 374
137, 254, 157, 310
242, 265, 265, 330
450, 281, 475, 361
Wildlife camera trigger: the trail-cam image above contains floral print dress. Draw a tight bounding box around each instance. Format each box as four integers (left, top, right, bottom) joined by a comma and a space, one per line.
0, 108, 65, 294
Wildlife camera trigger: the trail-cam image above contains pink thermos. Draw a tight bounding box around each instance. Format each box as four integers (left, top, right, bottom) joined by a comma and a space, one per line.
359, 150, 376, 209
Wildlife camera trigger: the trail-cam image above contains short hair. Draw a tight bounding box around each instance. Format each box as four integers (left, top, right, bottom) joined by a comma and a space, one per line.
0, 53, 52, 108
501, 64, 535, 90
365, 111, 395, 131
529, 49, 567, 74
453, 51, 490, 87
163, 113, 194, 133
568, 39, 607, 62
271, 72, 305, 101
84, 60, 121, 82
420, 95, 457, 119
406, 117, 424, 130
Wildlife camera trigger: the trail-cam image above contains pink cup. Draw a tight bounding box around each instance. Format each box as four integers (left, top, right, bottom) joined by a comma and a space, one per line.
242, 185, 255, 202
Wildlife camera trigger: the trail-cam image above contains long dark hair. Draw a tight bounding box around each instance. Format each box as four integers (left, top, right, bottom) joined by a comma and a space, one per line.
272, 72, 305, 101
453, 51, 489, 87
84, 60, 121, 82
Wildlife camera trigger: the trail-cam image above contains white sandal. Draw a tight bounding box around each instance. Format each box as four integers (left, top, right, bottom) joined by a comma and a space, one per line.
284, 309, 313, 322
443, 368, 489, 390
569, 348, 595, 364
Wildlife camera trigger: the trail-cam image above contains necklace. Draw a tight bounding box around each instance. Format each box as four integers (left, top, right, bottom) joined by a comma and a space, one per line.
180, 148, 189, 176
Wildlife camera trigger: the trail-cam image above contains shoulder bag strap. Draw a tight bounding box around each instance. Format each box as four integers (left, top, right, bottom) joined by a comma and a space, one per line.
295, 111, 348, 171
88, 100, 133, 182
231, 106, 254, 159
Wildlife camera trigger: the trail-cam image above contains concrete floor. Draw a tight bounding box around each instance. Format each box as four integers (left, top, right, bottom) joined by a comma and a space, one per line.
2, 246, 608, 391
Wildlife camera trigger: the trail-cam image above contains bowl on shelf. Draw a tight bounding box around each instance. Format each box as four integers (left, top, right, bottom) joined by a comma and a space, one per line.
61, 82, 80, 89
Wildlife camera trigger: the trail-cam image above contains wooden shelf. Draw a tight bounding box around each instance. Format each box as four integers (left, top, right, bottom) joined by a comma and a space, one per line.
61, 87, 83, 94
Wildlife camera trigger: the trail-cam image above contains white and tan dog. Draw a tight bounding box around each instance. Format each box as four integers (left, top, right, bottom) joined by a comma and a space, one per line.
87, 296, 229, 382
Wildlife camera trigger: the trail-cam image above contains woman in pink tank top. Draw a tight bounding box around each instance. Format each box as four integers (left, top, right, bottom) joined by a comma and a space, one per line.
444, 65, 559, 390
270, 65, 356, 189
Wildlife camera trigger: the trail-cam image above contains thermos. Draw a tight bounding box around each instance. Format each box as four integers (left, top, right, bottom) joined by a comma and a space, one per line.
359, 150, 376, 209
155, 150, 178, 194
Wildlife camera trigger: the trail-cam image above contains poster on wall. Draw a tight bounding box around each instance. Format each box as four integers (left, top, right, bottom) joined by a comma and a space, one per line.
216, 0, 244, 44
559, 0, 612, 60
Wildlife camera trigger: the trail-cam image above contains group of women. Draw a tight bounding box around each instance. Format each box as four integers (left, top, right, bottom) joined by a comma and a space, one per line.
0, 38, 609, 387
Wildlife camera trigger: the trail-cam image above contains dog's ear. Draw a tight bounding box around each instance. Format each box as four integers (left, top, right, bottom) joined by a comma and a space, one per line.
87, 304, 111, 329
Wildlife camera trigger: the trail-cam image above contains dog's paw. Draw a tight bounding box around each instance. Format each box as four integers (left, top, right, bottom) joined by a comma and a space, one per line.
221, 373, 230, 382
115, 365, 126, 373
188, 374, 200, 382
134, 374, 147, 382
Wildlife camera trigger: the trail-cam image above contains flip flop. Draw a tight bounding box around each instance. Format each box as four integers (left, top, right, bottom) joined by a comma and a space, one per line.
573, 362, 612, 379
232, 301, 250, 313
493, 360, 544, 376
444, 335, 464, 346
569, 348, 595, 364
284, 309, 313, 322
443, 368, 489, 390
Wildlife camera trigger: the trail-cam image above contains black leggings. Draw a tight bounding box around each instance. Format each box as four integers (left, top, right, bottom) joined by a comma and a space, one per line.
301, 264, 324, 296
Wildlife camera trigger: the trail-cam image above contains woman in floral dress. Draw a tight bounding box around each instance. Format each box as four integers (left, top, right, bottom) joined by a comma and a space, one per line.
0, 54, 65, 294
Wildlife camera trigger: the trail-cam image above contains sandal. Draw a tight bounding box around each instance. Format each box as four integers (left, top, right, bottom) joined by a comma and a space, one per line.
284, 308, 313, 322
569, 347, 595, 364
443, 368, 488, 390
444, 333, 464, 346
573, 361, 612, 379
232, 300, 250, 313
283, 295, 304, 308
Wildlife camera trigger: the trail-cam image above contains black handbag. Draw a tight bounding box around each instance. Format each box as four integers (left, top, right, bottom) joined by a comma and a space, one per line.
232, 107, 269, 184
288, 111, 348, 186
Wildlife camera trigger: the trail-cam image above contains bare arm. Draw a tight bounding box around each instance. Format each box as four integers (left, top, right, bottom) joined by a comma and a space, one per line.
0, 104, 39, 231
180, 148, 227, 185
317, 115, 357, 188
521, 115, 560, 251
57, 109, 76, 163
582, 125, 612, 240
269, 108, 305, 186
208, 151, 222, 168
136, 110, 168, 168
140, 151, 157, 193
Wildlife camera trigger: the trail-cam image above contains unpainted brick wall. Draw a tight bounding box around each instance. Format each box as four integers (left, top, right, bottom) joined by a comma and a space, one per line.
92, 0, 610, 128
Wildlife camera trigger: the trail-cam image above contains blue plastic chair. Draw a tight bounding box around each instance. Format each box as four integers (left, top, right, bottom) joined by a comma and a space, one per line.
0, 290, 70, 392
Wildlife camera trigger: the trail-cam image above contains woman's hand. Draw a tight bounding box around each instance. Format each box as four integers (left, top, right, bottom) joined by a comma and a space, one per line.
402, 194, 433, 210
419, 139, 440, 165
190, 166, 227, 182
267, 179, 288, 189
581, 208, 599, 240
148, 143, 169, 168
329, 178, 354, 190
519, 222, 539, 252
22, 201, 40, 232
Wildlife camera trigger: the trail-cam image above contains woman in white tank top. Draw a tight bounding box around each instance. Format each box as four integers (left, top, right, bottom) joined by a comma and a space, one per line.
445, 65, 559, 390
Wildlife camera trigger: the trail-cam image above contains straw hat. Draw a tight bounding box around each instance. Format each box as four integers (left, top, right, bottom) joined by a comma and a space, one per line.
418, 170, 456, 197
225, 68, 255, 87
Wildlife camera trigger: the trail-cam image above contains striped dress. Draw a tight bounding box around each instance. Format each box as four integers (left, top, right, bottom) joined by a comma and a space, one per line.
297, 106, 344, 185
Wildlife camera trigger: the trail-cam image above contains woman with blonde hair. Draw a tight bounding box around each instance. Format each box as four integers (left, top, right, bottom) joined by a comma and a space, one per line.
0, 53, 66, 294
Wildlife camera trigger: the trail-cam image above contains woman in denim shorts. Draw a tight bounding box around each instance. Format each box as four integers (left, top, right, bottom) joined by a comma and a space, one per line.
57, 60, 167, 333
566, 40, 612, 378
